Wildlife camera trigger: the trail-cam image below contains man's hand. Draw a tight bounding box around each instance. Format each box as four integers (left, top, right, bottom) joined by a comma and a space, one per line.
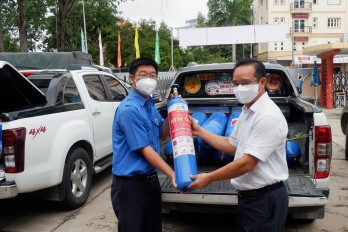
189, 115, 201, 137
188, 173, 213, 189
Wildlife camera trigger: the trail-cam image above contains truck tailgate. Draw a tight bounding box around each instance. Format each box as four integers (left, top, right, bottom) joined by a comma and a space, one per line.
159, 173, 325, 198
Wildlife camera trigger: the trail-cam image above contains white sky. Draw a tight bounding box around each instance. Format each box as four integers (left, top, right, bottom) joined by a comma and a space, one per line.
117, 0, 209, 29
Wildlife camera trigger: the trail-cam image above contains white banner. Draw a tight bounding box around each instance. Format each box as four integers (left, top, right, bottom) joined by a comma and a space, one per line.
179, 24, 286, 47
295, 55, 348, 64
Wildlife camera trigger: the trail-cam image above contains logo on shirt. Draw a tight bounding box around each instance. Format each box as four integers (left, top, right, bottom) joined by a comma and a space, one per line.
154, 118, 160, 126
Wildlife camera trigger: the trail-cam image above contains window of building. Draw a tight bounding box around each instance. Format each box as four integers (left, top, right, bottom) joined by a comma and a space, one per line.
294, 19, 305, 32
293, 42, 297, 51
274, 42, 278, 50
280, 42, 284, 50
280, 18, 285, 23
327, 0, 340, 4
313, 17, 317, 28
274, 0, 279, 4
294, 0, 305, 8
280, 0, 285, 4
302, 42, 307, 50
274, 18, 279, 23
328, 18, 340, 28
313, 0, 318, 4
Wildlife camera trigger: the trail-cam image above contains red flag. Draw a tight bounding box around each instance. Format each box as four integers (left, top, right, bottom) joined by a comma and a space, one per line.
117, 31, 122, 67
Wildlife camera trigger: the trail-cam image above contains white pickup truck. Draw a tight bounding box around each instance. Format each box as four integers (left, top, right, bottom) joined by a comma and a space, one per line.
157, 62, 332, 221
0, 61, 128, 209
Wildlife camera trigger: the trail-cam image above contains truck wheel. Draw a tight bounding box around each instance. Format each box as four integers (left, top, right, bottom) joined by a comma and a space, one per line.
346, 126, 348, 161
62, 147, 93, 209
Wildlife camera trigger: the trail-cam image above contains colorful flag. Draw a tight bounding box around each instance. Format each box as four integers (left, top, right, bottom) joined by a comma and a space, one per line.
155, 31, 161, 64
134, 27, 140, 58
98, 30, 104, 66
117, 31, 122, 68
81, 28, 86, 53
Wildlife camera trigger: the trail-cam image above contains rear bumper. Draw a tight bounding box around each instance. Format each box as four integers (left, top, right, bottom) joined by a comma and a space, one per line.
0, 181, 18, 199
162, 192, 328, 207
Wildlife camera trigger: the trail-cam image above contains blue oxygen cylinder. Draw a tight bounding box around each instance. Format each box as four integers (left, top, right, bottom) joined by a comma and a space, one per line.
213, 150, 234, 166
196, 112, 227, 164
165, 112, 208, 164
285, 140, 302, 167
191, 112, 208, 127
224, 112, 241, 137
167, 85, 197, 192
212, 112, 239, 166
196, 112, 228, 149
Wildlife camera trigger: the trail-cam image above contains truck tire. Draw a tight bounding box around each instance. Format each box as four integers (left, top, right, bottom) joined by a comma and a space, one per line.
345, 126, 348, 161
62, 147, 93, 210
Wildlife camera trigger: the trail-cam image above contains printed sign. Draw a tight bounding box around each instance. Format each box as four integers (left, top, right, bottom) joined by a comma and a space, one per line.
168, 103, 195, 157
205, 80, 234, 95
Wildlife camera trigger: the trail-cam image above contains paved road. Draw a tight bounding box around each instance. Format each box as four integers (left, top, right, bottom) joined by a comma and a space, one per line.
1, 108, 347, 231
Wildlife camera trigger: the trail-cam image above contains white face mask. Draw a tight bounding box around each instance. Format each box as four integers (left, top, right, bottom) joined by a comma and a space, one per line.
233, 84, 259, 104
135, 78, 157, 96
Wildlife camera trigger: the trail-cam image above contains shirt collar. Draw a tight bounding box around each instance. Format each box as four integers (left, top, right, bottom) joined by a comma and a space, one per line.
242, 92, 269, 113
129, 88, 153, 106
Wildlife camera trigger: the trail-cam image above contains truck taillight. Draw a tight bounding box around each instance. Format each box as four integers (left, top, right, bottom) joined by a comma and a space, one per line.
314, 126, 332, 179
2, 128, 26, 173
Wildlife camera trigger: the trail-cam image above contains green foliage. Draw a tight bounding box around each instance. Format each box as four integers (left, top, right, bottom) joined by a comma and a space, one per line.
1, 0, 254, 70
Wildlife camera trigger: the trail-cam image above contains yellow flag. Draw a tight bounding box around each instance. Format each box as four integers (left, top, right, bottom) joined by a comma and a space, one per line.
134, 27, 140, 58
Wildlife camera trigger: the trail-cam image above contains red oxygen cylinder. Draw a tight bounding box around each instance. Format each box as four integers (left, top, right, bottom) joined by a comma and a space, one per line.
167, 85, 197, 192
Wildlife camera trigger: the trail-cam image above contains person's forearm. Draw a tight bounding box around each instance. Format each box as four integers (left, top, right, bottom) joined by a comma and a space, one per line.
160, 117, 170, 140
199, 128, 236, 154
141, 146, 174, 177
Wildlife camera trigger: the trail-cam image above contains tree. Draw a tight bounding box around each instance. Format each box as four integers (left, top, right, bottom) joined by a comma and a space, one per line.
57, 0, 78, 51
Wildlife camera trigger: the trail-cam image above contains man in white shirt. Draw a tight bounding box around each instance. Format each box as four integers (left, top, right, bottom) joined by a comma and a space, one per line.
188, 58, 289, 232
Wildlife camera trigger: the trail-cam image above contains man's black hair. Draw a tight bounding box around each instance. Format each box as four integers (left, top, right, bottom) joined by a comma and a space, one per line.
129, 57, 159, 75
234, 58, 267, 81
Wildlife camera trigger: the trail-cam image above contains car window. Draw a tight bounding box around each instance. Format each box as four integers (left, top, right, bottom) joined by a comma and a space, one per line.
83, 75, 108, 101
176, 69, 291, 98
103, 75, 127, 101
64, 78, 81, 103
28, 78, 51, 94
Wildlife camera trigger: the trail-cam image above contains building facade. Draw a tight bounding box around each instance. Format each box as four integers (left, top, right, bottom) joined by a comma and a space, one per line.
253, 0, 348, 68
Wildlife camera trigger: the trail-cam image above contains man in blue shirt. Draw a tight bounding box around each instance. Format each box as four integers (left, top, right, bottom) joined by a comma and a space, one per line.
111, 57, 176, 232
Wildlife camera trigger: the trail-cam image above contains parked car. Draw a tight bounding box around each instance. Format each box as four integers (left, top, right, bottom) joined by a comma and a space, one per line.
340, 103, 348, 160
0, 61, 128, 209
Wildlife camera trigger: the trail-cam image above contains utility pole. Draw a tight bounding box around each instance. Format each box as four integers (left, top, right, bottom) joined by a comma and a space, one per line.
291, 20, 295, 67
82, 0, 88, 53
171, 27, 174, 69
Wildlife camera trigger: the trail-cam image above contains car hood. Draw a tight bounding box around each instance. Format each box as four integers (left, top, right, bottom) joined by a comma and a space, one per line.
0, 61, 47, 114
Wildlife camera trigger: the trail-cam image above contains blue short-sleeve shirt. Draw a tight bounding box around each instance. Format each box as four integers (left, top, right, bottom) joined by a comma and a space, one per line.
111, 89, 164, 176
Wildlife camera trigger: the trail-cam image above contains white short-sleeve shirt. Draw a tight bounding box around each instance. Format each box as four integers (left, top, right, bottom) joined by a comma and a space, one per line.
229, 92, 289, 191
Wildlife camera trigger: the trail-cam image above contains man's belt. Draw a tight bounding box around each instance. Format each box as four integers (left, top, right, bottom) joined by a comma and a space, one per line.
237, 181, 284, 198
116, 173, 158, 183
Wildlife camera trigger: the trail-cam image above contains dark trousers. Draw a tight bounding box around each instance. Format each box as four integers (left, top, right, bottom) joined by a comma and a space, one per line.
111, 175, 162, 232
237, 184, 289, 232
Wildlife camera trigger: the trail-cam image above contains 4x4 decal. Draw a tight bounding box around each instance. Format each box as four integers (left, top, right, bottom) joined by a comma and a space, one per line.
29, 125, 47, 139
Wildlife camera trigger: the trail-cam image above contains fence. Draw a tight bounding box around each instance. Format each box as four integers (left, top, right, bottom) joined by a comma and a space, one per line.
114, 71, 176, 101
334, 72, 348, 108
